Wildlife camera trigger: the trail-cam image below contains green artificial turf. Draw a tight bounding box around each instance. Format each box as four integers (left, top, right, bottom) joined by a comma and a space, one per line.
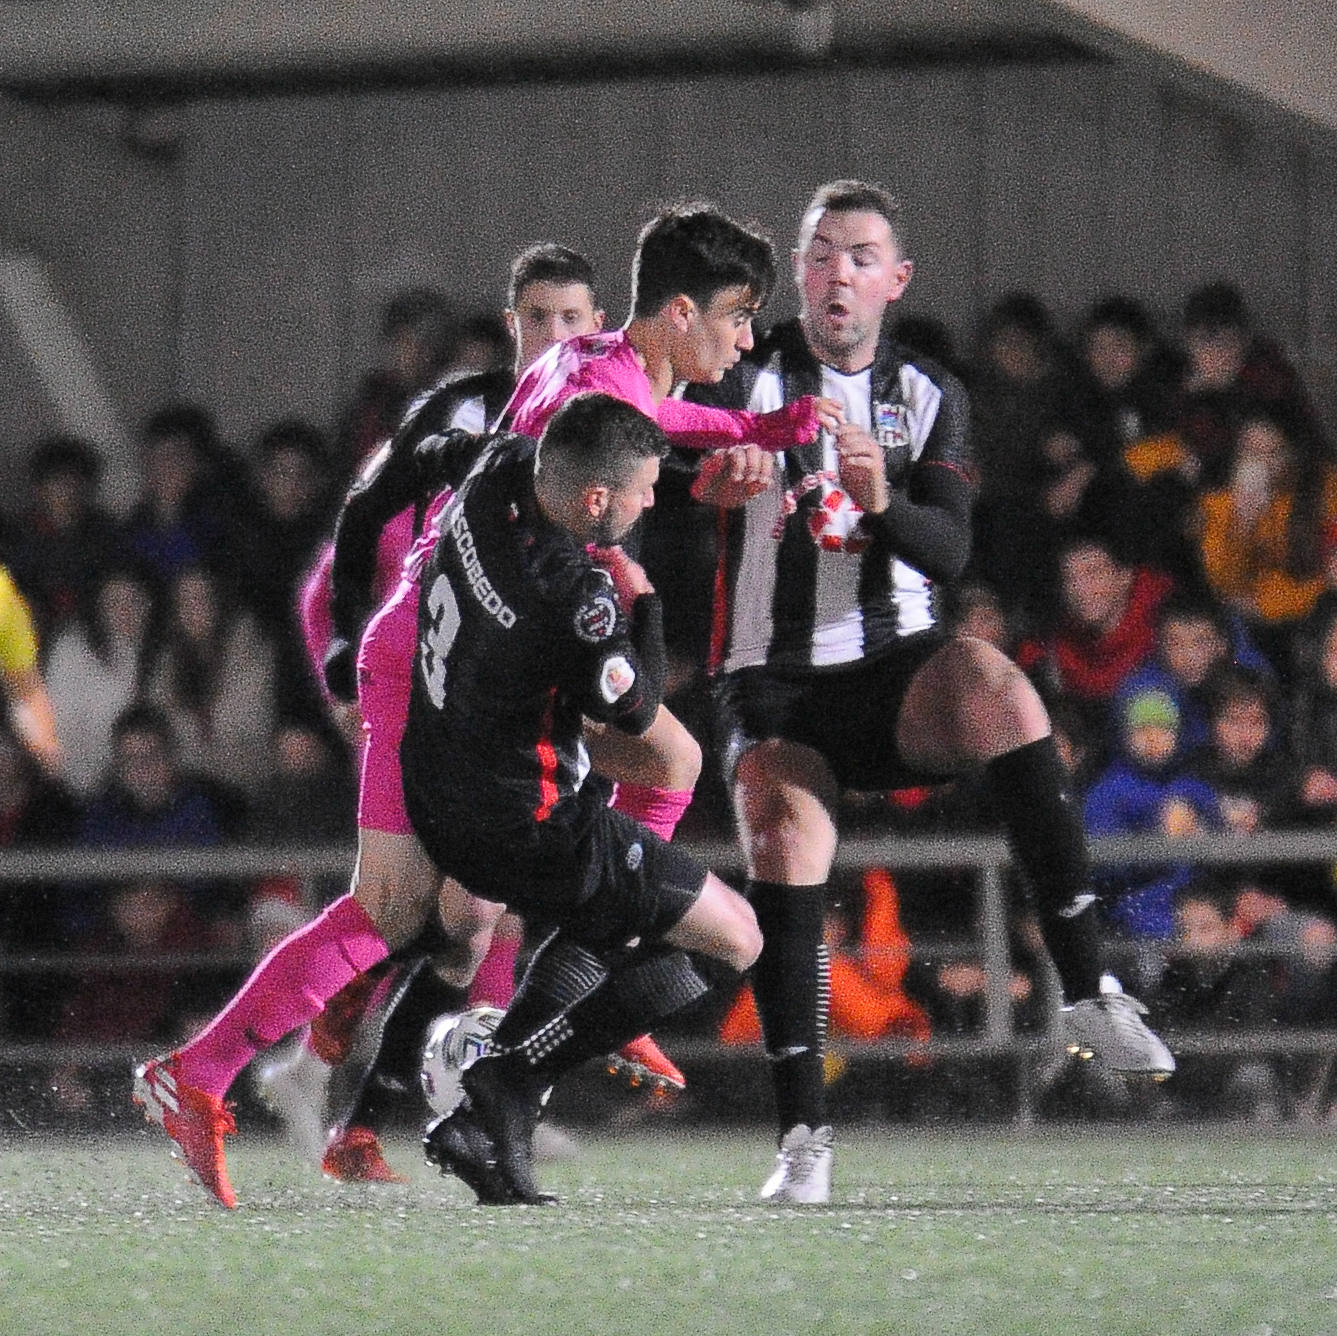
3, 1126, 1335, 1336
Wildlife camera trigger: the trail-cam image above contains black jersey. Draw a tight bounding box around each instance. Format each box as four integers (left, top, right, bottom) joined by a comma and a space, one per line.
399, 431, 666, 838
327, 367, 515, 658
695, 319, 973, 673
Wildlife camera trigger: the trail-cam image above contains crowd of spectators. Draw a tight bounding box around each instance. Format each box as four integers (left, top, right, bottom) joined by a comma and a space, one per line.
2, 274, 1335, 1124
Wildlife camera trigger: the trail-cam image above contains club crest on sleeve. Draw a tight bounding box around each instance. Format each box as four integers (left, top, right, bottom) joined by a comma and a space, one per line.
599, 654, 636, 703
575, 591, 618, 643
874, 401, 910, 451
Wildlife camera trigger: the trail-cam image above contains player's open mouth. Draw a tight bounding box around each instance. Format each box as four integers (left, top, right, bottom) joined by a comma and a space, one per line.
826, 301, 849, 320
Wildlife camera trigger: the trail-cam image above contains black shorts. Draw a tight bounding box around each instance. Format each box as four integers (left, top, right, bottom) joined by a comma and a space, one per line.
404, 776, 706, 951
714, 629, 950, 791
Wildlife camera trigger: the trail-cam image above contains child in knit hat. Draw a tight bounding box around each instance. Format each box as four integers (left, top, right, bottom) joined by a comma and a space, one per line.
1083, 686, 1224, 984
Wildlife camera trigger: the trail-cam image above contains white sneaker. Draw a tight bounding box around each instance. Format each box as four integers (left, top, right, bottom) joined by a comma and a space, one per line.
1063, 984, 1175, 1075
759, 1124, 833, 1205
254, 1033, 334, 1164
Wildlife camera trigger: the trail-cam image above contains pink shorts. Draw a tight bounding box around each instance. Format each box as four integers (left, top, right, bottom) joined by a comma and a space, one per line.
355, 577, 418, 835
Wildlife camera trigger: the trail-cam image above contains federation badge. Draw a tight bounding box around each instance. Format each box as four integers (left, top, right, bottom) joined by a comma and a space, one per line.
575, 592, 618, 642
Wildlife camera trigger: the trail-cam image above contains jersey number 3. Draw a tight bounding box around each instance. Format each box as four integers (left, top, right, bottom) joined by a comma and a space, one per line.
420, 573, 462, 709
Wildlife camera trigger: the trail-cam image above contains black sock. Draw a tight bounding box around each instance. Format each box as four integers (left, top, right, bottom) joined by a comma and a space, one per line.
490, 934, 610, 1060
493, 942, 709, 1081
748, 881, 829, 1137
347, 967, 470, 1128
985, 735, 1102, 1001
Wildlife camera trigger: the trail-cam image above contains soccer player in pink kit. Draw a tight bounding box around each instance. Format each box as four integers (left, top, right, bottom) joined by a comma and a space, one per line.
131, 205, 826, 1209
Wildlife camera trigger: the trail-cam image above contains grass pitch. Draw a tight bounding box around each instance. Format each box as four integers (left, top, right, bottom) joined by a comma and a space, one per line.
3, 1124, 1336, 1336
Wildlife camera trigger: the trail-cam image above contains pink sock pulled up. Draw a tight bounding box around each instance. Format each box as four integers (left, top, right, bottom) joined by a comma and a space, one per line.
177, 894, 389, 1098
611, 782, 694, 842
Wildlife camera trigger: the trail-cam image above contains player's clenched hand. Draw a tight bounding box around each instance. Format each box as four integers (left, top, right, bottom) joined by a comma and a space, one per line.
590, 545, 654, 605
813, 396, 845, 434
835, 422, 890, 514
691, 444, 775, 508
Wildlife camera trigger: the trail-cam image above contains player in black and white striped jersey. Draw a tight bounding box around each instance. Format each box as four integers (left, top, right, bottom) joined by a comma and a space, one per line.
694, 179, 1173, 1205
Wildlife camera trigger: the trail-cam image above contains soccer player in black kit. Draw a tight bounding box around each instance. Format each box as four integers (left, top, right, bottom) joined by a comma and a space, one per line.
398, 392, 760, 1203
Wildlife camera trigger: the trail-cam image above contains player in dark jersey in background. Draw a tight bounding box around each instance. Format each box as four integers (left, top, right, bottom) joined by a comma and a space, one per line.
395, 394, 761, 1202
695, 180, 1173, 1204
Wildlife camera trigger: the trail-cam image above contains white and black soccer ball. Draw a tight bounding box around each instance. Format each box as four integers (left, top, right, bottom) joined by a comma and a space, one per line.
420, 1005, 504, 1117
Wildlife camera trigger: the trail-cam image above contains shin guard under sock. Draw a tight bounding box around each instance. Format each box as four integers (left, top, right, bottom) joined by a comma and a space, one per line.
985, 735, 1102, 1002
178, 893, 389, 1097
748, 881, 829, 1136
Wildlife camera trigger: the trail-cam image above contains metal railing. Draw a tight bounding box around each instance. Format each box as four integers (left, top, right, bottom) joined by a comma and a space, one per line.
2, 831, 1335, 1088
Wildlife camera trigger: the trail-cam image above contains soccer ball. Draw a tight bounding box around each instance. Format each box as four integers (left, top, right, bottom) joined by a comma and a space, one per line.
420, 1005, 504, 1117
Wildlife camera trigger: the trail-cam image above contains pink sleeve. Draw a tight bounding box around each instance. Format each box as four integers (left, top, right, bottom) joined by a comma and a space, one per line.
655, 395, 823, 452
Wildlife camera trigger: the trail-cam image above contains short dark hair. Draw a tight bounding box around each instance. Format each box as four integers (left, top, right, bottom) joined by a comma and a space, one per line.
799, 179, 905, 253
1183, 280, 1250, 334
144, 403, 220, 456
255, 416, 329, 466
630, 203, 775, 319
535, 393, 669, 494
508, 243, 598, 309
1084, 295, 1155, 344
28, 434, 101, 485
112, 701, 177, 752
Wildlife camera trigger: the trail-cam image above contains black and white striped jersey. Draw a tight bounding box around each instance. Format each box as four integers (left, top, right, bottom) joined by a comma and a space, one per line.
698, 319, 973, 674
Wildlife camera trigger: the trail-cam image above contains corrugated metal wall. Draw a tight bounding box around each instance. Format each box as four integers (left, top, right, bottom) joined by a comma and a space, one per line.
2, 56, 1334, 484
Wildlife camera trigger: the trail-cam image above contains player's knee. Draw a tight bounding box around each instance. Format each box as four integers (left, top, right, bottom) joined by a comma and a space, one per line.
730, 906, 763, 972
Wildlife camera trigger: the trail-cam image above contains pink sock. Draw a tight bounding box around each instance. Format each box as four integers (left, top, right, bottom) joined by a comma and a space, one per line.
611, 783, 694, 842
177, 894, 389, 1097
469, 932, 521, 1008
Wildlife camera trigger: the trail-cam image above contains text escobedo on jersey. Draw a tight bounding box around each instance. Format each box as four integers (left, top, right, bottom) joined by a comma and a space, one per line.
450, 506, 516, 629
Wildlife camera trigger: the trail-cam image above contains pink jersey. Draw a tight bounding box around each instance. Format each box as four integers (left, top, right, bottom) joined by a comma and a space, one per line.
353, 335, 822, 834
507, 331, 656, 437
506, 328, 823, 451
352, 490, 452, 833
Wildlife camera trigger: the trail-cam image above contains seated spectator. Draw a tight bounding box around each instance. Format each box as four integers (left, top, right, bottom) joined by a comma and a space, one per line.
1115, 593, 1272, 761
45, 561, 159, 798
118, 404, 245, 590
1288, 600, 1337, 827
245, 722, 357, 952
1197, 406, 1337, 675
0, 726, 80, 1039
49, 877, 229, 1112
1016, 530, 1174, 747
1186, 665, 1290, 837
1077, 296, 1179, 452
75, 703, 242, 938
1154, 882, 1279, 1119
334, 286, 462, 480
145, 564, 279, 804
1174, 280, 1325, 491
947, 579, 1019, 654
1083, 688, 1223, 982
967, 292, 1085, 618
233, 418, 338, 730
0, 562, 64, 780
1232, 886, 1337, 1029
2, 434, 122, 644
1071, 298, 1192, 584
